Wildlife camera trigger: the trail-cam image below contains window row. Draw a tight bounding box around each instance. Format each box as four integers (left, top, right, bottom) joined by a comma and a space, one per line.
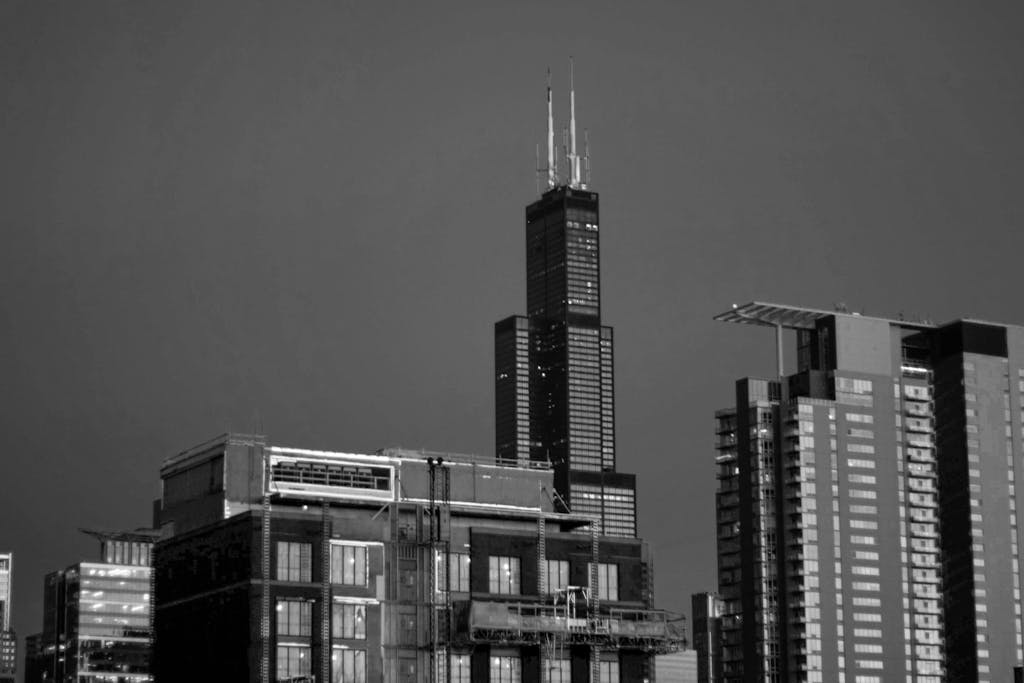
276, 542, 369, 586
275, 599, 368, 640
277, 645, 366, 683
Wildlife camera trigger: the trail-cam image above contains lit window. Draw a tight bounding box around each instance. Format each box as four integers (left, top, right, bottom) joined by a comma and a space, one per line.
598, 660, 619, 683
543, 658, 570, 683
489, 556, 521, 595
331, 602, 366, 640
587, 563, 619, 601
276, 645, 311, 681
276, 542, 312, 582
490, 654, 522, 683
331, 648, 366, 683
330, 544, 368, 586
276, 599, 311, 637
546, 559, 570, 593
450, 654, 471, 683
448, 553, 470, 592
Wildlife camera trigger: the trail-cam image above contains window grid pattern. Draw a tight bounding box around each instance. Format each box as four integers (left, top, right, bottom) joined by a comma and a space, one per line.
450, 654, 471, 683
330, 543, 368, 586
331, 603, 366, 640
448, 553, 470, 592
276, 599, 311, 637
489, 655, 522, 683
330, 648, 366, 683
488, 556, 521, 595
586, 563, 619, 601
545, 559, 569, 594
276, 542, 312, 582
597, 660, 619, 683
276, 645, 311, 681
543, 657, 570, 682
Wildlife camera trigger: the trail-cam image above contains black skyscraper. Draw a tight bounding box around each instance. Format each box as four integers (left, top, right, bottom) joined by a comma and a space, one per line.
495, 67, 637, 538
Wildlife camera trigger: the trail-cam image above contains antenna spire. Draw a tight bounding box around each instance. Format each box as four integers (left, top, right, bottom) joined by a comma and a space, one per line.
535, 143, 541, 196
569, 57, 580, 188
583, 128, 590, 189
546, 68, 556, 189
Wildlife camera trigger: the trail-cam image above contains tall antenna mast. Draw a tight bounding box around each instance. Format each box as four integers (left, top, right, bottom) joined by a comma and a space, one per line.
583, 128, 590, 189
546, 68, 556, 189
535, 143, 541, 196
569, 57, 580, 188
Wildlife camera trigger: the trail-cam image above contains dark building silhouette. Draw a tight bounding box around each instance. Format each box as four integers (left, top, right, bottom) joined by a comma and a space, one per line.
151, 434, 682, 682
691, 592, 721, 683
24, 530, 155, 683
494, 69, 636, 539
22, 634, 42, 683
714, 302, 1024, 682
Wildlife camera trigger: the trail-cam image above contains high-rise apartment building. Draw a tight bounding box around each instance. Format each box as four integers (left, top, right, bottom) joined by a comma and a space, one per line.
24, 530, 155, 683
691, 592, 722, 683
714, 301, 1024, 682
152, 433, 682, 682
495, 67, 637, 538
0, 553, 14, 683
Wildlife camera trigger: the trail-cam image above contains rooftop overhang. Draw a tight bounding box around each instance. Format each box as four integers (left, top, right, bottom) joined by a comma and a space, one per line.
715, 301, 935, 331
714, 302, 834, 331
80, 528, 160, 544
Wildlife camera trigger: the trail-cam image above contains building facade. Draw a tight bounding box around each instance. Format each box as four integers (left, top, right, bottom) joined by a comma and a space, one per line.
714, 302, 1024, 682
691, 592, 721, 683
494, 71, 636, 538
153, 433, 682, 682
655, 649, 698, 682
25, 530, 155, 683
0, 553, 14, 683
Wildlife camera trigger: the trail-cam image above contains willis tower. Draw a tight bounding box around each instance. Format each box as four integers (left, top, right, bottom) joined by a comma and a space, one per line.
495, 63, 637, 538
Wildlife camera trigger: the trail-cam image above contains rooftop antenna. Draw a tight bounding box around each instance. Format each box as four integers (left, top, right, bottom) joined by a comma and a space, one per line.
562, 126, 569, 184
535, 143, 541, 196
568, 57, 580, 188
546, 68, 556, 189
583, 128, 590, 189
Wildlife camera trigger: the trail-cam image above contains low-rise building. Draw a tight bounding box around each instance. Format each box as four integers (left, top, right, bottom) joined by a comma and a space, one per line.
24, 530, 155, 683
153, 433, 684, 682
0, 552, 15, 683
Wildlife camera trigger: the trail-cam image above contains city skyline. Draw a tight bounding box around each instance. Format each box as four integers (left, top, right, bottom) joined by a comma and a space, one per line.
3, 2, 1024, 676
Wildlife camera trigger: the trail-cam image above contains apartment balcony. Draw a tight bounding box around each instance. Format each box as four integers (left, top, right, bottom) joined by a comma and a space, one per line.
910, 543, 939, 554
906, 448, 936, 463
452, 600, 686, 654
908, 508, 938, 523
718, 479, 740, 494
913, 601, 942, 615
717, 434, 737, 449
908, 479, 937, 493
718, 494, 740, 510
904, 402, 933, 417
905, 420, 934, 434
911, 586, 940, 599
909, 526, 939, 539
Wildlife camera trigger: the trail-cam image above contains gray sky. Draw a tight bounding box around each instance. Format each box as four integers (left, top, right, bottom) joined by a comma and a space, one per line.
3, 0, 1024, 657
